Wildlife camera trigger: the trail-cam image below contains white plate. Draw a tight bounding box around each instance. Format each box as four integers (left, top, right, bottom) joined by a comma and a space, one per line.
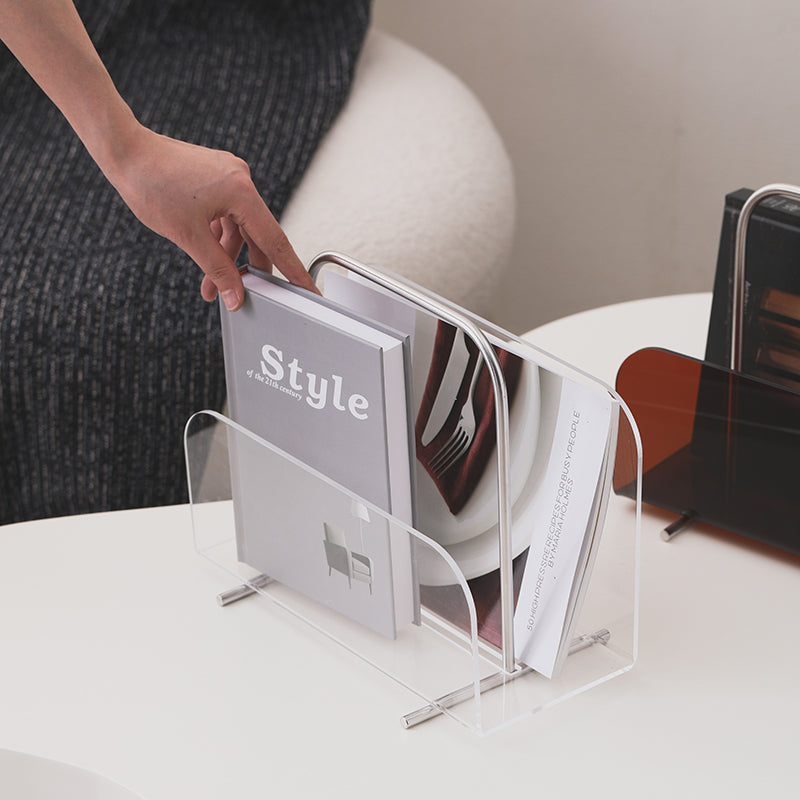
0, 749, 145, 799
415, 358, 540, 547
416, 371, 563, 585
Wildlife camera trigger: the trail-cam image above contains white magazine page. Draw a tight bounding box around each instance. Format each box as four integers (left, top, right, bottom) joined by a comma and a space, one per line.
512, 379, 613, 677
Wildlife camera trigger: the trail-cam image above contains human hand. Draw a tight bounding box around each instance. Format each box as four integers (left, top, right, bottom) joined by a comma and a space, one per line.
0, 3, 311, 310
106, 125, 318, 310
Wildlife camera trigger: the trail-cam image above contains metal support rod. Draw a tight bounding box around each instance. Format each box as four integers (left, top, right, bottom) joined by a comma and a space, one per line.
308, 252, 516, 674
402, 629, 611, 729
660, 511, 696, 542
731, 184, 800, 371
217, 574, 272, 606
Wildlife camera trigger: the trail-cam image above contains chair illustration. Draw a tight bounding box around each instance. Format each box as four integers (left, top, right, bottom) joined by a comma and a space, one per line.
322, 522, 373, 593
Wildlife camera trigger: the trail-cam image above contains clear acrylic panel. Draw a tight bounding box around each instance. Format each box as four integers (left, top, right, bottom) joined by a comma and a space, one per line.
186, 411, 485, 730
185, 252, 641, 735
185, 388, 639, 735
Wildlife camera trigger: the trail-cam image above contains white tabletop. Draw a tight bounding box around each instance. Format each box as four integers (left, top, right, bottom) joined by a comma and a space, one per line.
2, 293, 799, 800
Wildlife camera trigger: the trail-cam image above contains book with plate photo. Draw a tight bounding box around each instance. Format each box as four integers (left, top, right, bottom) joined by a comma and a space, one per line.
323, 271, 619, 677
219, 269, 417, 639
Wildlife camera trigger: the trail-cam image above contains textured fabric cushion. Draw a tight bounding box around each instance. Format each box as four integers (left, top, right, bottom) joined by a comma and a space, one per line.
281, 30, 516, 314
0, 0, 370, 524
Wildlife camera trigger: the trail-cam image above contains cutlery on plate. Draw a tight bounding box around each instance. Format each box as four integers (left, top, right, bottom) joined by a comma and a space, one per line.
428, 354, 483, 477
421, 328, 471, 446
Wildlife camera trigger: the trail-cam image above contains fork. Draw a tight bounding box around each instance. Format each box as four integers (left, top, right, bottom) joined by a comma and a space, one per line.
428, 355, 483, 478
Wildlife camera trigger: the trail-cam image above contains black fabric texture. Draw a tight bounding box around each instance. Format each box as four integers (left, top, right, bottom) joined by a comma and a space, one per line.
0, 0, 371, 524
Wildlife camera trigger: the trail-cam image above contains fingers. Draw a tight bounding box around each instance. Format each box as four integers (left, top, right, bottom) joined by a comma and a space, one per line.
240, 227, 273, 275
185, 231, 245, 311
200, 274, 218, 302
181, 154, 318, 307
201, 218, 244, 305
217, 216, 244, 262
234, 191, 320, 296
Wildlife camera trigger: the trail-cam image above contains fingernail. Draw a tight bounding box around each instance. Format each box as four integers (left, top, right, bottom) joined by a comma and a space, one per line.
222, 289, 240, 311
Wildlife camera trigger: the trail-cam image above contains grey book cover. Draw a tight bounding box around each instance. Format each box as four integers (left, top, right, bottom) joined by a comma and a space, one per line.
220, 271, 415, 638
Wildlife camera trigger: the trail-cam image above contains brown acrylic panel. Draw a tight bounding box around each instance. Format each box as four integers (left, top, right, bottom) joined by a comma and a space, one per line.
614, 347, 800, 556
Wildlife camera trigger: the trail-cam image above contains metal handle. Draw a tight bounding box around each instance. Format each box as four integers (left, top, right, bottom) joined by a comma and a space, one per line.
731, 183, 800, 371
307, 252, 516, 673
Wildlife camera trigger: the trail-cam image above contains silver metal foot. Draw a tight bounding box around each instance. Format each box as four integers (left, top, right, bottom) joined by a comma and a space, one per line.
660, 511, 696, 542
216, 574, 272, 606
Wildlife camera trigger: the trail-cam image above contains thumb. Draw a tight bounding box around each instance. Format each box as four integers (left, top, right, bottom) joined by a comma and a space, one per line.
186, 232, 246, 311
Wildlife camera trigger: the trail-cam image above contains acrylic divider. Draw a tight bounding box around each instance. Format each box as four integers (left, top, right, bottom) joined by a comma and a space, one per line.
186, 410, 487, 730
184, 253, 642, 734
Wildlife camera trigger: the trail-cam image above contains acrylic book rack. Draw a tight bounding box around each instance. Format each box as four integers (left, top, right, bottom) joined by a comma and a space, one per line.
184, 252, 642, 735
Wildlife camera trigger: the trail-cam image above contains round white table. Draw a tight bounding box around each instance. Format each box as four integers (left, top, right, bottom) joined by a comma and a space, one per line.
523, 291, 712, 385
2, 294, 798, 800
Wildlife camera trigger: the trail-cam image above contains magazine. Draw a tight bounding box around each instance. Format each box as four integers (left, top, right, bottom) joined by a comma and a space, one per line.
323, 270, 618, 676
220, 270, 417, 639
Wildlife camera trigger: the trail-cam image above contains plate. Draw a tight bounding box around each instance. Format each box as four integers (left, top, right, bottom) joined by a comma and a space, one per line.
414, 357, 540, 547
0, 749, 144, 799
416, 371, 563, 585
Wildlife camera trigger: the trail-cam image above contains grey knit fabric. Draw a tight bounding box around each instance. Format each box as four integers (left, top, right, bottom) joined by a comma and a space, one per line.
0, 0, 371, 524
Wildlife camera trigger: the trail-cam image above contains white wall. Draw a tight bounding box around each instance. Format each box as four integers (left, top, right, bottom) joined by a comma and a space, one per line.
374, 0, 800, 333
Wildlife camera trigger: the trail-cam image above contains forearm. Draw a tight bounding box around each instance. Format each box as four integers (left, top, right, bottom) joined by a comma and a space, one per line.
0, 0, 141, 178
0, 0, 314, 305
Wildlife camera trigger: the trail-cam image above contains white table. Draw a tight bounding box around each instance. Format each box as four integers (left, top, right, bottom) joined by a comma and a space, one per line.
2, 293, 799, 800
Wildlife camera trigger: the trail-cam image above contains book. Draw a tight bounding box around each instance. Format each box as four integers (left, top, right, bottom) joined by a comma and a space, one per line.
220, 269, 417, 639
705, 187, 800, 390
415, 360, 618, 678
323, 270, 618, 676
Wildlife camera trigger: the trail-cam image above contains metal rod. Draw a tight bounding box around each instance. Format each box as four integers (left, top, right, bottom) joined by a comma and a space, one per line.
308, 252, 516, 674
402, 629, 611, 729
217, 574, 272, 607
731, 184, 800, 371
660, 511, 696, 542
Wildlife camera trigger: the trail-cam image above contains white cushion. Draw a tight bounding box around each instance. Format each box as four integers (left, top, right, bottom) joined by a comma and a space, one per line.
281, 30, 516, 315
